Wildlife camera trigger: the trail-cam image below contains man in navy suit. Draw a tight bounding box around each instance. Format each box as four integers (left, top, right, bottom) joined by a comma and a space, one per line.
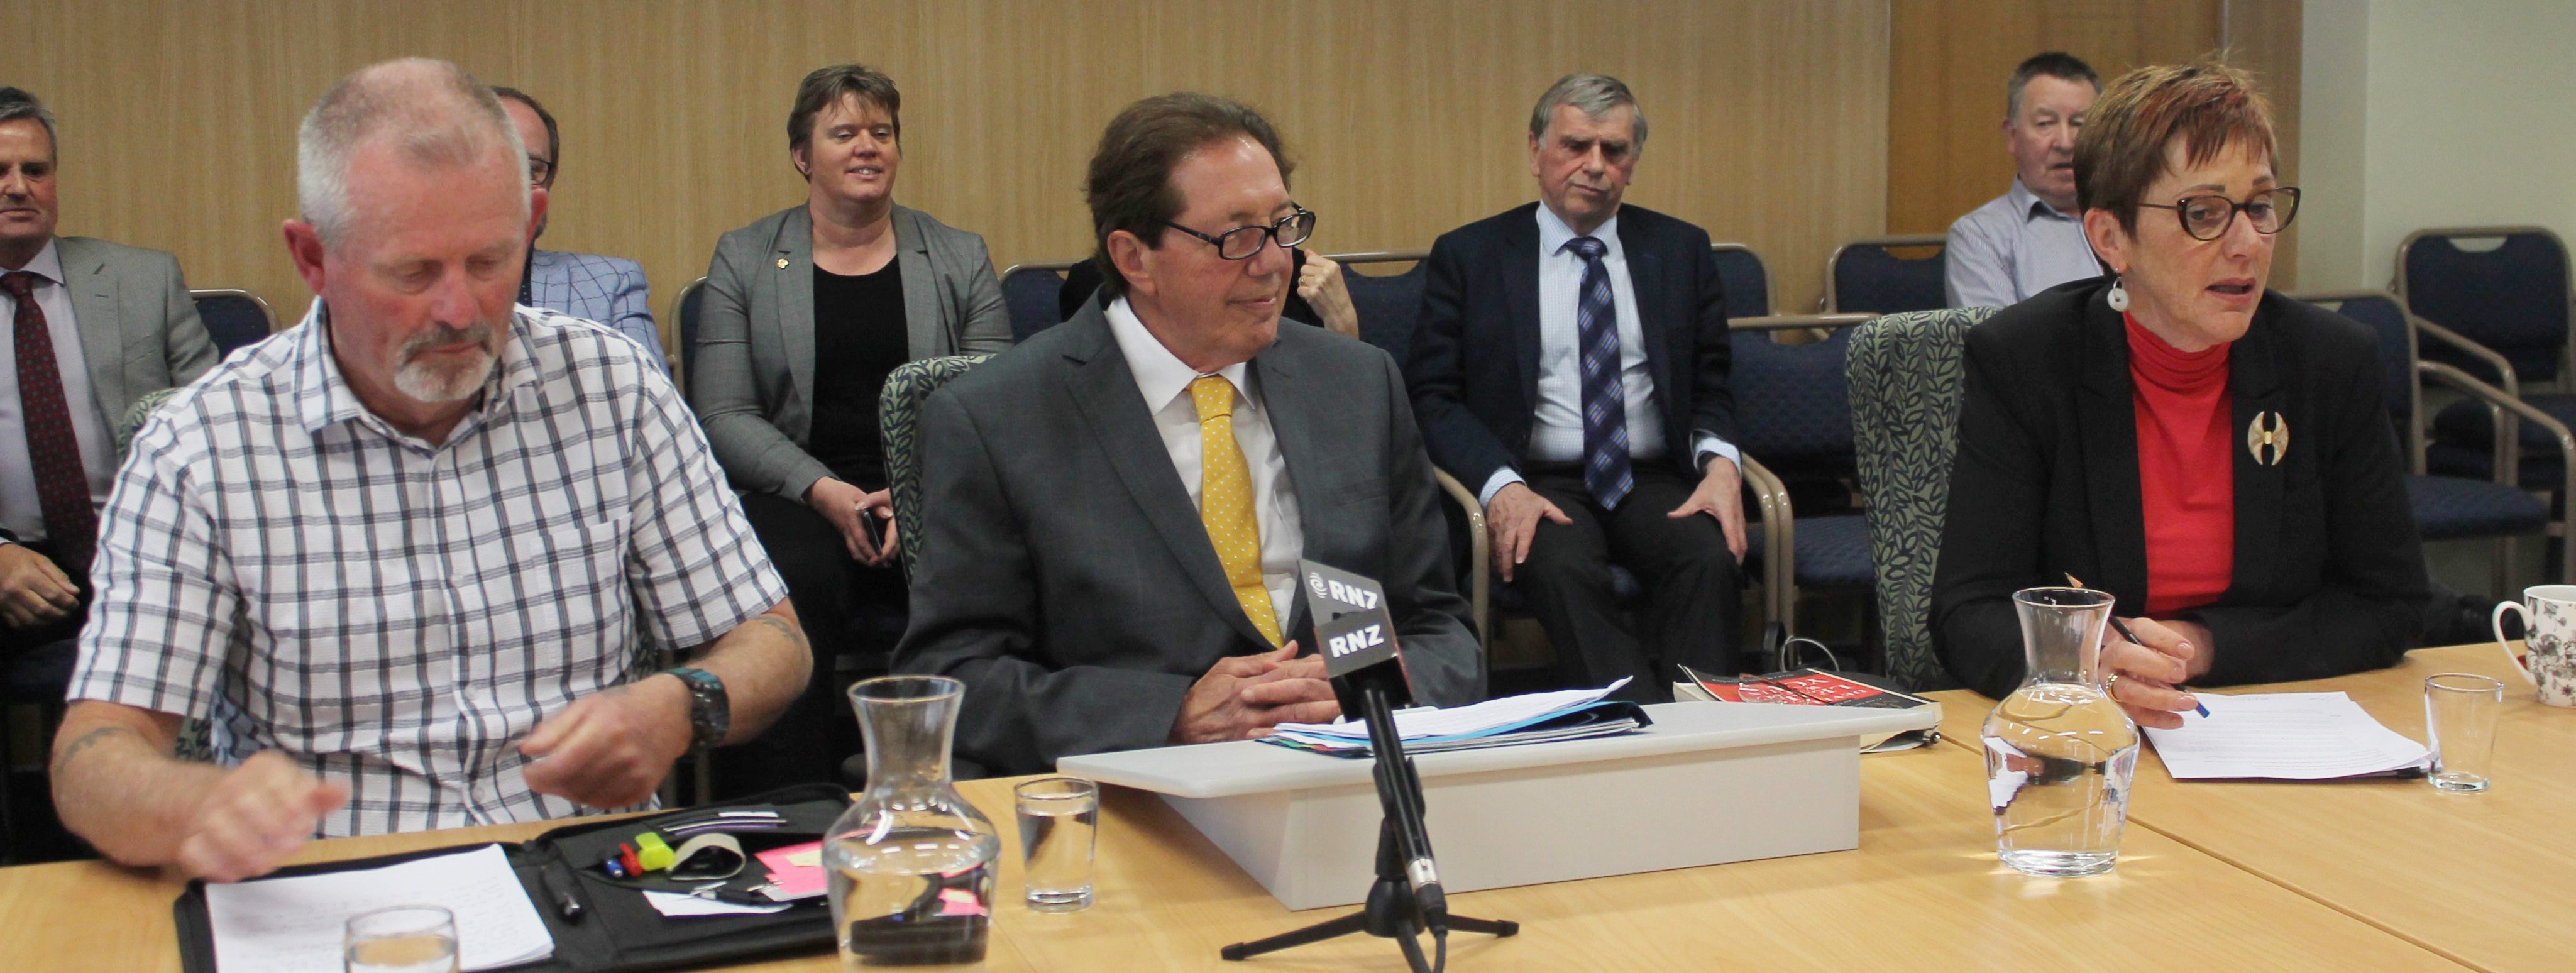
1406, 74, 1746, 698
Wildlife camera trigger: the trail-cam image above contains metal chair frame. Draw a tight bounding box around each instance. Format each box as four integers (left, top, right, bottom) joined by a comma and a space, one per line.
2395, 224, 2575, 392
1727, 312, 1876, 635
1821, 234, 1947, 314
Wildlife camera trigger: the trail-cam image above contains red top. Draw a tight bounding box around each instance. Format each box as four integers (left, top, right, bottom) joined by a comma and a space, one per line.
2127, 312, 2235, 617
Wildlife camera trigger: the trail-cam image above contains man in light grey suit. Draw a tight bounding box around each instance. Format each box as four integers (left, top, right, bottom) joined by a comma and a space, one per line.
896, 93, 1482, 776
0, 87, 214, 654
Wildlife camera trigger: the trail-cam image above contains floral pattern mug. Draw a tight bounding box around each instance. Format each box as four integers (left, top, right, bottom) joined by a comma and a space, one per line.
2492, 584, 2576, 707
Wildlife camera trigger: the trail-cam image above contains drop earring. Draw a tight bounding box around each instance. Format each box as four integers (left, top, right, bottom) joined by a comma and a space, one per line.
2106, 275, 2130, 312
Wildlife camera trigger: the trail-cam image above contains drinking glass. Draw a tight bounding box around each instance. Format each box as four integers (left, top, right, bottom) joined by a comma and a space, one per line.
2424, 673, 2504, 792
1015, 777, 1099, 912
344, 905, 458, 973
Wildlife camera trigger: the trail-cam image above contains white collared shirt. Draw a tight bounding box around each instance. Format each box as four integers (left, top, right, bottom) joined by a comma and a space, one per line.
69, 299, 787, 837
0, 238, 118, 542
1944, 177, 2101, 309
1479, 205, 1738, 505
1105, 297, 1303, 625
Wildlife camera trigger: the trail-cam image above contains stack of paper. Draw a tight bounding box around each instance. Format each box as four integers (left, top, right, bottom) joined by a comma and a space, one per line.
204, 844, 554, 973
2142, 691, 2431, 780
1263, 679, 1648, 757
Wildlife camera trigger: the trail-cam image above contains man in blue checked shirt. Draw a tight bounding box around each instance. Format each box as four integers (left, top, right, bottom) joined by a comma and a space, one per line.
49, 59, 805, 883
492, 85, 664, 371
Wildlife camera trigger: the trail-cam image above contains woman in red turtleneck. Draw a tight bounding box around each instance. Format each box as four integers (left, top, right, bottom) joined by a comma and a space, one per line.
1929, 58, 2431, 727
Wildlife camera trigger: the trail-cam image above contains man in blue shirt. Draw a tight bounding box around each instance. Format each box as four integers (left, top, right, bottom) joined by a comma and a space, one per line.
1944, 53, 2102, 309
493, 86, 663, 371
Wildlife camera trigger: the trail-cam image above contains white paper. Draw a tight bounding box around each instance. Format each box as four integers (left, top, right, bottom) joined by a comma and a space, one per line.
642, 889, 791, 918
2141, 691, 2431, 780
1272, 678, 1630, 742
205, 844, 554, 973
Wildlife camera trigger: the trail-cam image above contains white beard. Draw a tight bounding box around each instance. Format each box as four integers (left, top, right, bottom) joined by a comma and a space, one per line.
392, 321, 498, 403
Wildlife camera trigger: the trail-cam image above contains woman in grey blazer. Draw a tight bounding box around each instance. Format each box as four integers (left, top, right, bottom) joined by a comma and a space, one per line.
692, 63, 1009, 794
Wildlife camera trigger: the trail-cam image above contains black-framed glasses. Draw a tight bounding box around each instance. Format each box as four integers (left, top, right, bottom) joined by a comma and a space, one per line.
2138, 187, 2300, 241
1163, 206, 1316, 260
526, 156, 554, 187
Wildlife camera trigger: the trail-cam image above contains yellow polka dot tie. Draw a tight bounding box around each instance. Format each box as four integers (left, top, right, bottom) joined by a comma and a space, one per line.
1190, 375, 1284, 646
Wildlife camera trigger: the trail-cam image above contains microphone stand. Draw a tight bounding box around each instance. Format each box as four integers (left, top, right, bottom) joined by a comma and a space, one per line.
1220, 683, 1519, 970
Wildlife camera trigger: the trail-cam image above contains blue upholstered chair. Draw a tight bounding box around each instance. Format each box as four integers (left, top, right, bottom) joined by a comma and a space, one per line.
1824, 234, 1948, 314
672, 275, 707, 397
189, 289, 277, 356
2299, 290, 2570, 593
1846, 307, 1995, 690
2399, 227, 2576, 490
999, 261, 1079, 343
1731, 314, 1878, 640
1711, 243, 1772, 319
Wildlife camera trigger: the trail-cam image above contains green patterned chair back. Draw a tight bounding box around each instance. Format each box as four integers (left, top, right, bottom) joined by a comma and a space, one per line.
1847, 307, 1995, 690
116, 387, 181, 459
881, 354, 993, 577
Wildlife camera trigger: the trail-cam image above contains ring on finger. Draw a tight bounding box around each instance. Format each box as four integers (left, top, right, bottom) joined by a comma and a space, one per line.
2104, 673, 2122, 696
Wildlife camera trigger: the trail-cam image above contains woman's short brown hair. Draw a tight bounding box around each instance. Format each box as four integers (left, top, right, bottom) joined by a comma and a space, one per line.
1083, 92, 1292, 300
2074, 55, 2277, 234
788, 63, 901, 157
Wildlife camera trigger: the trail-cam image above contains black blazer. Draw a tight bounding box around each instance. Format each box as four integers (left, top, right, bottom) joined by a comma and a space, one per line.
1404, 203, 1736, 490
893, 302, 1483, 775
1930, 279, 2431, 698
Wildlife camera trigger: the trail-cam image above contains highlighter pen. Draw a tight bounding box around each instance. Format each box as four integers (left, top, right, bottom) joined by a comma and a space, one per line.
2064, 573, 2211, 718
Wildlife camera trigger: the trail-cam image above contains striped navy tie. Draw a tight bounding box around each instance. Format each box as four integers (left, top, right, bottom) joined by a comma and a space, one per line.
1566, 236, 1632, 510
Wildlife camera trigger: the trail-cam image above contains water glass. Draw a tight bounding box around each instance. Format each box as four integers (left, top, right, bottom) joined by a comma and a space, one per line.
344, 905, 459, 973
2424, 673, 2504, 792
1015, 776, 1099, 912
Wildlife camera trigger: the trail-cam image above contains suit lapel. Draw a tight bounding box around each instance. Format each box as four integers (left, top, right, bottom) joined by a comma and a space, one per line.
1256, 343, 1325, 647
2225, 305, 2287, 599
2076, 294, 2150, 603
1616, 214, 1674, 434
1503, 212, 1543, 415
1057, 307, 1272, 647
891, 206, 945, 359
773, 209, 816, 429
58, 239, 126, 421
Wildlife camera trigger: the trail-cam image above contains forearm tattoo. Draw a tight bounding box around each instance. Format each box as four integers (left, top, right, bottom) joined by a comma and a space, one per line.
50, 725, 140, 777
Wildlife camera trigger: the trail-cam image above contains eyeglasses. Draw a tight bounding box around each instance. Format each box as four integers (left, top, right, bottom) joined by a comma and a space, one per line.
526, 157, 554, 187
2137, 187, 2300, 241
1162, 206, 1316, 261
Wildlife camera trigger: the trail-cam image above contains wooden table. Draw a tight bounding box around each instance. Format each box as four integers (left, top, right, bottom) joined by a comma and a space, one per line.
1930, 643, 2575, 973
0, 729, 2467, 971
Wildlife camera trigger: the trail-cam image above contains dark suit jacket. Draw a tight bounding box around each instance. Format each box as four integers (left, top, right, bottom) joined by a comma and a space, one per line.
695, 204, 1011, 500
893, 302, 1485, 775
1404, 202, 1736, 490
1930, 279, 2431, 698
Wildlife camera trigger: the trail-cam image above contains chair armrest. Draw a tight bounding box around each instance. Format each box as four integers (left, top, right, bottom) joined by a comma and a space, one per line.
1432, 468, 1490, 649
1737, 453, 1797, 633
2422, 360, 2576, 583
2413, 318, 2520, 398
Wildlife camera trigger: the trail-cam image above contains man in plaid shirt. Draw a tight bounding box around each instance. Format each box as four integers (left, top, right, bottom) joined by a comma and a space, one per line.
48, 59, 808, 882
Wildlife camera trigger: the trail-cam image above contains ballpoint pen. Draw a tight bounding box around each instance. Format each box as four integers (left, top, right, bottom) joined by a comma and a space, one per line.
2066, 573, 2211, 718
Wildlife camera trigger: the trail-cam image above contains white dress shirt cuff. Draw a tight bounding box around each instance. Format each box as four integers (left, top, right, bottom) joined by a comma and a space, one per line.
1477, 468, 1525, 508
1693, 432, 1741, 473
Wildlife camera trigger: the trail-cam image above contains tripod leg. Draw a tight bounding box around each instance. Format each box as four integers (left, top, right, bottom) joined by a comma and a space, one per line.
1439, 915, 1520, 937
1221, 911, 1372, 961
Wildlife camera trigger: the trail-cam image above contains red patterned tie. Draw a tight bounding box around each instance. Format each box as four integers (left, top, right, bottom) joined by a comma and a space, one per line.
3, 270, 97, 575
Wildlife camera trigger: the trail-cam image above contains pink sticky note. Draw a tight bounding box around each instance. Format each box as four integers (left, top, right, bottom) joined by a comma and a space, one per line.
756, 840, 827, 898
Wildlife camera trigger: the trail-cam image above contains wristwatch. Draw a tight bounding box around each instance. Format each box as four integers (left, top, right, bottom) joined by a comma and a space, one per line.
663, 666, 730, 750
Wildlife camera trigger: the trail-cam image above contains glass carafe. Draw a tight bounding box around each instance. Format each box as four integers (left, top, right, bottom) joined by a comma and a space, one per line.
1981, 587, 2140, 877
824, 676, 999, 971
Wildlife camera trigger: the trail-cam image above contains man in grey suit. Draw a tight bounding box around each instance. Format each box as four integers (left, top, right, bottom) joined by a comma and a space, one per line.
896, 93, 1482, 776
0, 87, 214, 654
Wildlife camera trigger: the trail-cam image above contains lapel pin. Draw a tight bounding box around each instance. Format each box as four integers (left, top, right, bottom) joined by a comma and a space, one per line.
2247, 410, 2288, 466
776, 257, 790, 269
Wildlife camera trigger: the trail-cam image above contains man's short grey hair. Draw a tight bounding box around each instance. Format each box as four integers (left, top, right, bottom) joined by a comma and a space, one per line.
297, 58, 527, 246
0, 87, 60, 158
1527, 73, 1648, 148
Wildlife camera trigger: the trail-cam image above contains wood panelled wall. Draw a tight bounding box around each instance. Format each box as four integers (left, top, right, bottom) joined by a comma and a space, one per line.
1887, 0, 2301, 285
0, 0, 1889, 326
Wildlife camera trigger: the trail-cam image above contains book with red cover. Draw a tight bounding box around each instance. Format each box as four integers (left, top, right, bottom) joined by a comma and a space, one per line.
1674, 666, 1942, 750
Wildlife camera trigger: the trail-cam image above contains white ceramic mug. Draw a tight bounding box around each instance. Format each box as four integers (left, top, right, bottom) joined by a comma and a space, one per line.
2491, 584, 2576, 706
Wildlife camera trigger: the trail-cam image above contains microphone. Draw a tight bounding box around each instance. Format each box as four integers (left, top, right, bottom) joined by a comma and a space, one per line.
1310, 578, 1446, 935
